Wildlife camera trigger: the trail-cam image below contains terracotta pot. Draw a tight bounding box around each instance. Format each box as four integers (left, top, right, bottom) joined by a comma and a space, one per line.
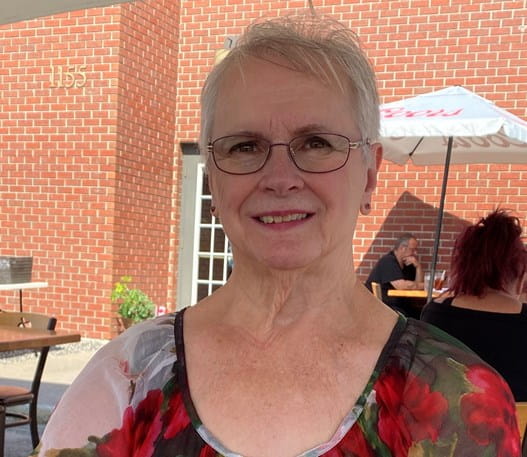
115, 316, 134, 334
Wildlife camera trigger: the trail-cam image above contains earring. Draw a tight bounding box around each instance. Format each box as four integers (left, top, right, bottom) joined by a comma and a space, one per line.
360, 202, 372, 215
210, 205, 216, 215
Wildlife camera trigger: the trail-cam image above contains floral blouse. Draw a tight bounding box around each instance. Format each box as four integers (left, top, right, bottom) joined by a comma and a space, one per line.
38, 309, 521, 457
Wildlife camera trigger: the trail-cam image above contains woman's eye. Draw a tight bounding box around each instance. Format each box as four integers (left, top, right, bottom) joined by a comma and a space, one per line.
231, 142, 258, 154
305, 137, 331, 149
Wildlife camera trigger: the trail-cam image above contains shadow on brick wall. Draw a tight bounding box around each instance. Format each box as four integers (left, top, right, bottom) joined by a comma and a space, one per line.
356, 191, 470, 281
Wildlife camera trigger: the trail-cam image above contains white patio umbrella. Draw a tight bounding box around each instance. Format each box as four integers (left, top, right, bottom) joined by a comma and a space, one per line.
0, 0, 137, 26
379, 86, 527, 298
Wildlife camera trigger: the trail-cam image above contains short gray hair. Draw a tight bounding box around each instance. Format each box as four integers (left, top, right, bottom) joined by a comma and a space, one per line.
394, 233, 417, 249
199, 13, 380, 164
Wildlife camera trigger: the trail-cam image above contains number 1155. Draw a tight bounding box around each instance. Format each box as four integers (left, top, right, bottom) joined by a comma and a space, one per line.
50, 65, 87, 88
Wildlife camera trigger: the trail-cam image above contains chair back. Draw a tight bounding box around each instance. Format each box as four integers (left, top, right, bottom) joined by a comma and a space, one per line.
0, 311, 56, 393
0, 311, 57, 451
371, 282, 382, 301
516, 402, 527, 456
0, 311, 54, 330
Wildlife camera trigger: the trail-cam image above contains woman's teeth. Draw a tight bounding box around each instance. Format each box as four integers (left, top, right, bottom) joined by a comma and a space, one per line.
259, 213, 308, 224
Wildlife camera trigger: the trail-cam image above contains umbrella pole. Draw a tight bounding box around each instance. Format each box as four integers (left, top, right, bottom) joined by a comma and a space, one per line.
427, 136, 454, 301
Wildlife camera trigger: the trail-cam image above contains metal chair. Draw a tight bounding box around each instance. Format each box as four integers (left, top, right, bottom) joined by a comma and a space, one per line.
0, 311, 57, 457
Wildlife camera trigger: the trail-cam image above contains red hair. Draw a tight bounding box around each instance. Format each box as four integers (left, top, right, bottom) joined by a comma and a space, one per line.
448, 209, 527, 297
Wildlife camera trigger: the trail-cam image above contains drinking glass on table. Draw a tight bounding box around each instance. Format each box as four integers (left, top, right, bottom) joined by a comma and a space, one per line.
424, 271, 445, 291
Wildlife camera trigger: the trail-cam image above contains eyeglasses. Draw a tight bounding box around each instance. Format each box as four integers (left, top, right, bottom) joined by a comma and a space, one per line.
208, 133, 368, 175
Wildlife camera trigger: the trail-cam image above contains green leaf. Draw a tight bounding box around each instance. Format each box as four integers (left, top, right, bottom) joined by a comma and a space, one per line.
110, 276, 155, 322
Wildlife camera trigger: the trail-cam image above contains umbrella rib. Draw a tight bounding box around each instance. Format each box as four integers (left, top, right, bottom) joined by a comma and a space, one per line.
408, 137, 424, 157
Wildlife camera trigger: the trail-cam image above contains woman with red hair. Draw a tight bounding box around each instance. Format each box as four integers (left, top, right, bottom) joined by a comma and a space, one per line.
422, 208, 527, 400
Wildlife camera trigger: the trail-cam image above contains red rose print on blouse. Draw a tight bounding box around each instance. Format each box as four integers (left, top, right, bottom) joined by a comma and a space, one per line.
322, 422, 375, 457
162, 390, 191, 439
96, 389, 164, 457
461, 364, 520, 457
198, 445, 219, 457
374, 363, 448, 457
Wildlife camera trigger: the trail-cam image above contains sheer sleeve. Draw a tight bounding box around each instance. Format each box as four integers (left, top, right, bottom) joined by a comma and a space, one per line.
37, 314, 177, 456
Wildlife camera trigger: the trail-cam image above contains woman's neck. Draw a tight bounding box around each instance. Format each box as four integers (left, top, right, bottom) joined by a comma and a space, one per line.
485, 288, 520, 300
204, 256, 359, 342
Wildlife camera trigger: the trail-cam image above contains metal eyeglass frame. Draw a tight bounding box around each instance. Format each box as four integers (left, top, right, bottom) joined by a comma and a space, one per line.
207, 133, 369, 175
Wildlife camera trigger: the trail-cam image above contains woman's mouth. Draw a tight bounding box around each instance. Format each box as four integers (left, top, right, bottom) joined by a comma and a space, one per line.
258, 213, 309, 224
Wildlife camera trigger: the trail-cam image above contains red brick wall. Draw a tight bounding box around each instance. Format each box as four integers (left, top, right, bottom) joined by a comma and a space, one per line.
112, 1, 180, 315
175, 0, 527, 280
0, 0, 180, 339
0, 9, 122, 338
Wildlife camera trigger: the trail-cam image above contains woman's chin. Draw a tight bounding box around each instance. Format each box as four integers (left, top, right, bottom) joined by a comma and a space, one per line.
264, 259, 311, 271
254, 250, 323, 272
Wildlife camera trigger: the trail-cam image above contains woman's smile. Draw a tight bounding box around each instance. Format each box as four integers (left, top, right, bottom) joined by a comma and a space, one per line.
256, 212, 312, 225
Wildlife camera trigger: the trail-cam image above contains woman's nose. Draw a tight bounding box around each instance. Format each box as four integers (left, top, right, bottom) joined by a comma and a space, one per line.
258, 144, 304, 193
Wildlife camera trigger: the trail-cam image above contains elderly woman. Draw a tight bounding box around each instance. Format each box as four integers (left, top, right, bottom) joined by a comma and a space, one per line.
39, 12, 520, 457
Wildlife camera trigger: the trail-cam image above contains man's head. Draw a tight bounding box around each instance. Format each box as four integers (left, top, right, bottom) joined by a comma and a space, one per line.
393, 233, 418, 265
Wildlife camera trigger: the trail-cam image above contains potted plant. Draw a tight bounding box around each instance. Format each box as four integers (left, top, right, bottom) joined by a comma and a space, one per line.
111, 275, 156, 331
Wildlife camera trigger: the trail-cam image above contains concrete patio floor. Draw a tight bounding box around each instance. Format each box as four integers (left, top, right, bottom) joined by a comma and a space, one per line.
1, 339, 105, 457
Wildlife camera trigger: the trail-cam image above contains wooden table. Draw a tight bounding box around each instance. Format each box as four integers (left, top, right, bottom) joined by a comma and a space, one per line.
386, 288, 447, 317
0, 282, 48, 312
387, 289, 441, 298
0, 325, 80, 352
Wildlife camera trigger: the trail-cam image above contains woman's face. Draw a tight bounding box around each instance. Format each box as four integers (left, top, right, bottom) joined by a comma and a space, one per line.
208, 56, 380, 271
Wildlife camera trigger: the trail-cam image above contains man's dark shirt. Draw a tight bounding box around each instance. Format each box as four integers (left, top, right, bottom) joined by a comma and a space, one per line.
365, 250, 417, 316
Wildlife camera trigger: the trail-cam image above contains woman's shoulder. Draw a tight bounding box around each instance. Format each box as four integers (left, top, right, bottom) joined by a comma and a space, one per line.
400, 317, 487, 366
423, 297, 527, 321
379, 316, 493, 385
397, 320, 518, 417
116, 313, 178, 368
374, 317, 520, 455
420, 296, 453, 315
84, 312, 180, 396
37, 312, 182, 454
101, 313, 177, 359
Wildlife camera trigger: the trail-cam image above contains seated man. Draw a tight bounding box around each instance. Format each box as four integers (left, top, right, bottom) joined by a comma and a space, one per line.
365, 233, 424, 317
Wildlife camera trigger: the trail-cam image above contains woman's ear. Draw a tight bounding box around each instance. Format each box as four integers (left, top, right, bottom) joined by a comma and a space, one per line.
207, 173, 218, 217
360, 142, 382, 215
